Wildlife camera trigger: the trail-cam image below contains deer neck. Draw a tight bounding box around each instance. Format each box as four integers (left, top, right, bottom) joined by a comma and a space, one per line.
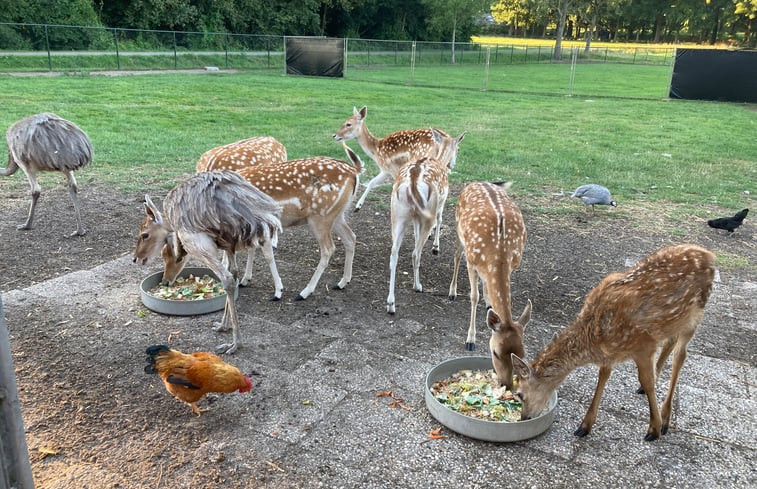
355, 124, 381, 163
532, 322, 595, 387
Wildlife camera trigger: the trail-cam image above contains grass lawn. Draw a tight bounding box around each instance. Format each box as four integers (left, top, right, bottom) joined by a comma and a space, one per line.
0, 68, 754, 223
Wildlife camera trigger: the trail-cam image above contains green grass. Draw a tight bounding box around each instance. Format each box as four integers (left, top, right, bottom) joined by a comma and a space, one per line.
0, 69, 754, 217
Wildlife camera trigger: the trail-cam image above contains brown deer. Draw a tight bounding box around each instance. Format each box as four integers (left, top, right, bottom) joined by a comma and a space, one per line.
133, 171, 282, 354
195, 136, 287, 172
235, 144, 364, 300
511, 244, 716, 441
332, 106, 460, 211
3, 113, 93, 236
386, 130, 465, 314
447, 181, 531, 390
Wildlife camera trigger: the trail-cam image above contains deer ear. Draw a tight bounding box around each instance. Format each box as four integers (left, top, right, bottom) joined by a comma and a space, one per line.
511, 354, 532, 380
358, 106, 367, 119
486, 308, 502, 332
517, 299, 532, 329
144, 195, 163, 224
430, 128, 443, 145
456, 131, 467, 144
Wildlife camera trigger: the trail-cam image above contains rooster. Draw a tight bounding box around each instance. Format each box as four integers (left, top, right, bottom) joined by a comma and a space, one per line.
707, 208, 748, 233
144, 345, 252, 416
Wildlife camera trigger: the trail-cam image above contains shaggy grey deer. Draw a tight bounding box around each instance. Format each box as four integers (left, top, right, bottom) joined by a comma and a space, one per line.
385, 130, 465, 314
2, 113, 93, 236
332, 106, 460, 211
447, 181, 530, 390
133, 171, 282, 354
512, 244, 716, 441
195, 136, 287, 172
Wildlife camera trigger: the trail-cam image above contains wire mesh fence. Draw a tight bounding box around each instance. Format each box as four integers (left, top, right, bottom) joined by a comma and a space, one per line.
0, 23, 676, 99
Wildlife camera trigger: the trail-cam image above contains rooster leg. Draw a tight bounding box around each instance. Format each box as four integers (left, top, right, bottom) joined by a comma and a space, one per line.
189, 402, 209, 416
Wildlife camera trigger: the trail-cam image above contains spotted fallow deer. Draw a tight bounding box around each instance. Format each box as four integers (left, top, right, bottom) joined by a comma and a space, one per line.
447, 181, 531, 390
195, 136, 287, 172
385, 130, 465, 314
132, 171, 282, 355
512, 244, 716, 441
332, 106, 460, 211
234, 144, 364, 300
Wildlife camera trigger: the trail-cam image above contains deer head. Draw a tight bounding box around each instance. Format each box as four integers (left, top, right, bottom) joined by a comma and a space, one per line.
133, 195, 187, 285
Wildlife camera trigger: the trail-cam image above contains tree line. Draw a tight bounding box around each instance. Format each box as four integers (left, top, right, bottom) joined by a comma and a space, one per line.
1, 0, 755, 48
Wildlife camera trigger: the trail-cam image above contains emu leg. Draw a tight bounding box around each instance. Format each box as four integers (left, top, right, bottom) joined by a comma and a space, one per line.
66, 171, 86, 237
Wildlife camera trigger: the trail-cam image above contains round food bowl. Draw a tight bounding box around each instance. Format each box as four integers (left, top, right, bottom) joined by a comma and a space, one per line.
425, 356, 558, 442
140, 267, 237, 316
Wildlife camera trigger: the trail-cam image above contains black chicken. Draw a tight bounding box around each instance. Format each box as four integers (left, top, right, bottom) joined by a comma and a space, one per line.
707, 208, 749, 233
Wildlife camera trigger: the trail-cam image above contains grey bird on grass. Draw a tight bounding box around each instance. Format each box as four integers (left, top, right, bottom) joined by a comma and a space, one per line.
571, 184, 617, 211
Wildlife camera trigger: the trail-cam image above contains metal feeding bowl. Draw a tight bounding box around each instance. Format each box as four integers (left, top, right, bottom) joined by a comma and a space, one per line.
140, 267, 237, 316
425, 356, 558, 442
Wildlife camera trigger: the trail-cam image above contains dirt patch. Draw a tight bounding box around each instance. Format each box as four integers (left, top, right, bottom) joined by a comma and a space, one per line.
2, 181, 755, 488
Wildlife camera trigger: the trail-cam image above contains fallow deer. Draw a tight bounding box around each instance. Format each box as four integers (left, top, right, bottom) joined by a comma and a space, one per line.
332, 106, 461, 211
195, 136, 287, 172
447, 181, 531, 390
385, 130, 465, 314
133, 171, 282, 354
234, 144, 364, 300
511, 244, 716, 441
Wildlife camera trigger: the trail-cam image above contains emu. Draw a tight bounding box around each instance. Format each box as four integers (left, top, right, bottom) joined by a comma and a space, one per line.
2, 113, 93, 236
133, 170, 282, 355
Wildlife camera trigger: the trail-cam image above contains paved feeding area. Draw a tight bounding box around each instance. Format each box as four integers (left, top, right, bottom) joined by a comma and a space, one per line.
3, 254, 756, 488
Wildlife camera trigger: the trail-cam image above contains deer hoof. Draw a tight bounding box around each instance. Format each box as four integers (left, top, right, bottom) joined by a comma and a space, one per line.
644, 431, 660, 442
660, 425, 669, 436
295, 294, 307, 301
331, 282, 347, 291
448, 295, 456, 302
269, 295, 281, 302
432, 248, 439, 255
636, 386, 646, 394
465, 342, 476, 351
386, 303, 395, 314
573, 427, 590, 437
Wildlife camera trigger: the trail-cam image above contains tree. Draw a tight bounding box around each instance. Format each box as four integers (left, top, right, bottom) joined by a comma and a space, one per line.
421, 0, 490, 62
734, 0, 757, 46
553, 0, 571, 60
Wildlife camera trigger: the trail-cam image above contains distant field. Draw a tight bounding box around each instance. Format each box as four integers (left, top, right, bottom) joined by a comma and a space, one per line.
472, 36, 732, 50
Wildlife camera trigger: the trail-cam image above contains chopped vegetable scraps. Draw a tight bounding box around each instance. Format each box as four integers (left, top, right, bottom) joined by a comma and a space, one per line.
148, 274, 226, 301
430, 369, 522, 422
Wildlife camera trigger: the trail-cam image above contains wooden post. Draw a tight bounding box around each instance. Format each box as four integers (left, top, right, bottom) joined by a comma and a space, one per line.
0, 295, 34, 489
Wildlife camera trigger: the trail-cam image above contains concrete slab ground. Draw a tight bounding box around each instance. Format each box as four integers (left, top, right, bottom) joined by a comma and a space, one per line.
3, 253, 755, 488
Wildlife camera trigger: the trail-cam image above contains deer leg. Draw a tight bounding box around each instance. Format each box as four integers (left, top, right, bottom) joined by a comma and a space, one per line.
18, 171, 41, 231
65, 171, 86, 237
258, 240, 284, 301
411, 218, 433, 292
575, 365, 612, 437
386, 218, 407, 314
464, 265, 480, 351
637, 337, 676, 394
633, 354, 662, 441
331, 217, 355, 291
660, 333, 694, 436
296, 219, 336, 301
431, 203, 444, 255
355, 171, 389, 211
448, 238, 464, 301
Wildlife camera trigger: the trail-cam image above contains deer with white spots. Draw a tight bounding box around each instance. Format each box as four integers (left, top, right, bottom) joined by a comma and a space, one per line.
195, 136, 287, 172
332, 106, 460, 211
447, 181, 530, 390
232, 143, 364, 300
511, 244, 716, 441
386, 130, 465, 314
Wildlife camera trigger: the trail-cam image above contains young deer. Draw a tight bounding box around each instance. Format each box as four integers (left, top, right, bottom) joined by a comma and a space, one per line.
332, 106, 460, 211
386, 130, 465, 314
133, 171, 282, 354
447, 181, 531, 390
234, 144, 364, 300
512, 244, 716, 441
195, 136, 287, 172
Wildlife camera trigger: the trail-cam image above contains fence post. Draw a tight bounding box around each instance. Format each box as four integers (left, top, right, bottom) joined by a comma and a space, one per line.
114, 29, 121, 70
482, 47, 491, 91
0, 295, 35, 489
410, 41, 416, 85
569, 47, 578, 97
173, 31, 177, 69
44, 24, 52, 72
224, 34, 229, 69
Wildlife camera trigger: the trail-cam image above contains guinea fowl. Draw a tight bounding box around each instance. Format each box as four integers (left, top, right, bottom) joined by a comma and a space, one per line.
571, 184, 617, 211
708, 208, 748, 233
